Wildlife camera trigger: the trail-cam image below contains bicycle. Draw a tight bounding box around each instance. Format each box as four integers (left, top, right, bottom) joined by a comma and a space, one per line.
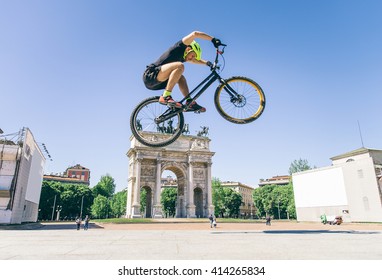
130, 43, 266, 147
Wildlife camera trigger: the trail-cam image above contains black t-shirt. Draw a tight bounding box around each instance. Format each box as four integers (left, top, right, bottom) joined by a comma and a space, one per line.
152, 40, 187, 66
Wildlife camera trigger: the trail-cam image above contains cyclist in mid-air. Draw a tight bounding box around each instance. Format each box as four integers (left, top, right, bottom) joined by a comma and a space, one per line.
143, 31, 222, 112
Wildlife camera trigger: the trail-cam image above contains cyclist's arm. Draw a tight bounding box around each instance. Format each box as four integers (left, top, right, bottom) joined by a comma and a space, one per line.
182, 31, 213, 45
188, 58, 209, 66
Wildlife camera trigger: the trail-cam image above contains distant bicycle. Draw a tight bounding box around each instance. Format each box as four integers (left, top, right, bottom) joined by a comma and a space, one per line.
130, 43, 266, 147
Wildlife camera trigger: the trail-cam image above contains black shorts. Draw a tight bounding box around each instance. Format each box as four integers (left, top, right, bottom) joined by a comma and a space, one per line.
143, 65, 168, 90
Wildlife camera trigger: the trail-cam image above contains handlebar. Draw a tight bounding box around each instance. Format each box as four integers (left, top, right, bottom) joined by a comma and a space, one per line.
211, 43, 227, 70
216, 43, 226, 54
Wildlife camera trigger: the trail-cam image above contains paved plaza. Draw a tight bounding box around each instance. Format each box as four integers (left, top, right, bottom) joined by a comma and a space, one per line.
0, 220, 382, 260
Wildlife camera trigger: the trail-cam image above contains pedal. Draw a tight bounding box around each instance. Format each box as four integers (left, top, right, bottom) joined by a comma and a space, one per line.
166, 103, 182, 110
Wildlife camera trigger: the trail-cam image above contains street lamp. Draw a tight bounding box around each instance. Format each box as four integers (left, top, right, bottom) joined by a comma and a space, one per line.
56, 205, 62, 221
80, 196, 84, 218
51, 195, 57, 221
277, 199, 281, 220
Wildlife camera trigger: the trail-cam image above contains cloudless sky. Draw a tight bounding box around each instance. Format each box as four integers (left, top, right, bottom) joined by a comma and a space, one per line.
1, 0, 381, 192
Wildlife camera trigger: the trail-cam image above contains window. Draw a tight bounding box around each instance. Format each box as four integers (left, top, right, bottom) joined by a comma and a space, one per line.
363, 197, 370, 211
357, 169, 364, 179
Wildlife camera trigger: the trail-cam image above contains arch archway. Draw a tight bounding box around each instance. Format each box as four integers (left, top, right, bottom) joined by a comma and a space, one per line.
126, 134, 215, 218
194, 187, 203, 218
140, 186, 152, 218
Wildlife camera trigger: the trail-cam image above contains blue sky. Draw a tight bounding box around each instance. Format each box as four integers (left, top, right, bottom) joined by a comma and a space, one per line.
1, 0, 381, 192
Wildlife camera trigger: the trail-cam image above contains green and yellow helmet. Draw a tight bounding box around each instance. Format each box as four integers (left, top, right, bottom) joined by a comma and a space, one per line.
184, 41, 202, 60
190, 41, 202, 60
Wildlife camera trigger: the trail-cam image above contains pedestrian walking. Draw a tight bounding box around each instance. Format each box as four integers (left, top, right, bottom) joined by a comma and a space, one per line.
75, 216, 82, 230
266, 215, 271, 226
83, 215, 90, 230
209, 214, 214, 228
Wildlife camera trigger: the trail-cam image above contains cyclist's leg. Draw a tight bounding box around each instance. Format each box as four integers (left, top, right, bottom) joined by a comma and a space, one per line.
157, 62, 184, 89
157, 62, 205, 112
157, 62, 184, 107
177, 69, 206, 112
177, 75, 190, 97
179, 75, 206, 113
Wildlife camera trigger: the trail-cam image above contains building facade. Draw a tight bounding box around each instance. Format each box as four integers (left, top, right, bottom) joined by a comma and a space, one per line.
258, 175, 290, 187
293, 148, 382, 223
43, 164, 90, 186
0, 128, 45, 224
221, 181, 255, 217
65, 164, 90, 183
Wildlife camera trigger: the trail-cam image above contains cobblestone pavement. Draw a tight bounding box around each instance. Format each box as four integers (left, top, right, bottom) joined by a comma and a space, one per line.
96, 219, 382, 231
0, 220, 381, 260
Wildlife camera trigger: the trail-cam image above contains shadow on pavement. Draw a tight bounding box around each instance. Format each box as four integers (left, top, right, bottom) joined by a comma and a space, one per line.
212, 230, 380, 235
40, 223, 104, 230
0, 222, 104, 231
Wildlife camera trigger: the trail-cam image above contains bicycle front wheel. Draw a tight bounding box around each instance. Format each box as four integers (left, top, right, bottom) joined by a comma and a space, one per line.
130, 96, 184, 147
214, 76, 266, 124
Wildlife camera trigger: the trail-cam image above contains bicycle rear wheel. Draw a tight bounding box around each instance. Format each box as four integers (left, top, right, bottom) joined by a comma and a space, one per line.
214, 76, 266, 124
130, 96, 184, 147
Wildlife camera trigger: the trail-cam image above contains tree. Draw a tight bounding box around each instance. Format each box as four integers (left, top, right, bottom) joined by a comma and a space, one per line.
288, 158, 314, 175
59, 184, 93, 219
253, 185, 274, 217
212, 178, 225, 216
161, 188, 177, 218
91, 195, 110, 219
111, 189, 127, 218
38, 181, 93, 220
92, 174, 116, 198
252, 183, 296, 219
140, 188, 147, 214
224, 188, 242, 218
38, 181, 60, 220
212, 178, 242, 218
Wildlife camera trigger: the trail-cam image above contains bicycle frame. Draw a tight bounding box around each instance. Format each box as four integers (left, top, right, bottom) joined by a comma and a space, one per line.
154, 47, 239, 125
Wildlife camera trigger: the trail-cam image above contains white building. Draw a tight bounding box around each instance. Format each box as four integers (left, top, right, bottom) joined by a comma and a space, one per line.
0, 128, 45, 224
293, 148, 382, 223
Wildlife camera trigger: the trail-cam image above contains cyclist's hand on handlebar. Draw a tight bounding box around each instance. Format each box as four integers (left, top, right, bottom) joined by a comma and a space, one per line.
211, 37, 222, 48
206, 60, 214, 70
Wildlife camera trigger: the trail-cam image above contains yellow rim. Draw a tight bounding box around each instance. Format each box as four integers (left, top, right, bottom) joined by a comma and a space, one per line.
217, 78, 265, 121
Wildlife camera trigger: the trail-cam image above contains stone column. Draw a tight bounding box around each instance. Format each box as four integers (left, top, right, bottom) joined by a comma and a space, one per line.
131, 157, 142, 218
207, 160, 214, 216
125, 177, 134, 218
153, 157, 163, 218
186, 156, 196, 218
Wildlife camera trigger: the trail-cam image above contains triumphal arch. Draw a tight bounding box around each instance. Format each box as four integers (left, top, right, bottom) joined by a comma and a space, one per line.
126, 133, 215, 218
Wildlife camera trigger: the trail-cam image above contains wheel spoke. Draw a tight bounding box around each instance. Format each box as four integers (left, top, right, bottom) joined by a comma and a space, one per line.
215, 77, 265, 124
130, 97, 184, 147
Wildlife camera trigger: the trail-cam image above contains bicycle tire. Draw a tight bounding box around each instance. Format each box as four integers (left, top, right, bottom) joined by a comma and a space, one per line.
214, 76, 266, 124
130, 96, 184, 147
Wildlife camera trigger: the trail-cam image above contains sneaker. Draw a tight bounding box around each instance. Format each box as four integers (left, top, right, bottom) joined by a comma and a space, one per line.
159, 95, 182, 108
184, 100, 206, 113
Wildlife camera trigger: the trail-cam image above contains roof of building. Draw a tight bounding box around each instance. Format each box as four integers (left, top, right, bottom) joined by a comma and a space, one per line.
43, 174, 89, 185
66, 164, 89, 171
221, 181, 255, 189
258, 175, 290, 186
330, 147, 382, 161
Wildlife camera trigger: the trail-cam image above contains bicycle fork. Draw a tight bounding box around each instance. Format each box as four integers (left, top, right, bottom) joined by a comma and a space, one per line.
219, 78, 247, 107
